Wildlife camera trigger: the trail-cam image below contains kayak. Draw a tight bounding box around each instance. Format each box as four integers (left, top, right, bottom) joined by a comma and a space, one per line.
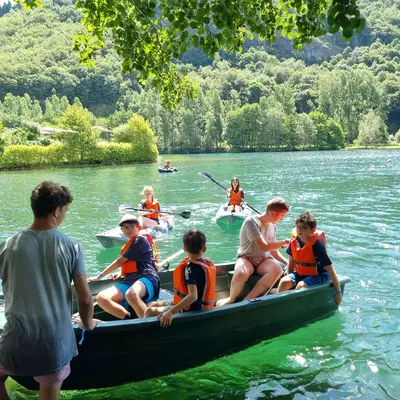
158, 167, 178, 173
4, 263, 350, 390
95, 214, 175, 248
215, 203, 252, 228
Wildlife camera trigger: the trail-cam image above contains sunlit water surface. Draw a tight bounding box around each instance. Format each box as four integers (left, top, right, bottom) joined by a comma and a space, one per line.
0, 150, 399, 399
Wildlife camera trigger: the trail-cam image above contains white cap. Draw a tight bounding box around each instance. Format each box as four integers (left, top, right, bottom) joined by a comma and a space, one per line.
119, 213, 139, 226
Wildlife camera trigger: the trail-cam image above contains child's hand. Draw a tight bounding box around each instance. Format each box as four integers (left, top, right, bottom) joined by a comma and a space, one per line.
158, 309, 174, 328
109, 272, 121, 280
87, 275, 101, 282
334, 292, 342, 305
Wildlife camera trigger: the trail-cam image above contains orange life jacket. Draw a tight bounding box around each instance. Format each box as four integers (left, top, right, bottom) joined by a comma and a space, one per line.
290, 230, 327, 276
120, 234, 158, 276
173, 257, 216, 310
142, 200, 160, 220
229, 188, 243, 206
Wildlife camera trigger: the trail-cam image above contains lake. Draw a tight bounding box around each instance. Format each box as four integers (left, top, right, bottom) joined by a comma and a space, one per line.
1, 150, 399, 399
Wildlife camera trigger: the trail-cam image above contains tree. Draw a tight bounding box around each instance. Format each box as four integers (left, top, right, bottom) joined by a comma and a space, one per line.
112, 114, 158, 160
318, 69, 384, 143
356, 111, 389, 146
309, 111, 345, 149
225, 103, 262, 151
17, 0, 365, 108
57, 103, 99, 162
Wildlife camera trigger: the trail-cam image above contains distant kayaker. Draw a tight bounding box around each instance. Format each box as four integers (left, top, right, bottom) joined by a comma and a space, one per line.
138, 186, 161, 228
163, 161, 172, 169
144, 229, 216, 327
277, 211, 342, 305
88, 214, 160, 319
226, 177, 245, 213
216, 198, 290, 307
0, 181, 96, 399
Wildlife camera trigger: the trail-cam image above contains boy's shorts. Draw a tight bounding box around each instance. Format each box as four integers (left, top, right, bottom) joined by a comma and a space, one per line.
0, 363, 70, 386
288, 272, 330, 287
115, 277, 157, 309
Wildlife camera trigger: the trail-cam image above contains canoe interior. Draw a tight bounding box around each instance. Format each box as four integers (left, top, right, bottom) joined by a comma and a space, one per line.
72, 262, 238, 318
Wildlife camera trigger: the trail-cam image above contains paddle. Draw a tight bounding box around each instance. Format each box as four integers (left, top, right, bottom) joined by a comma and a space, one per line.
199, 172, 261, 214
264, 270, 285, 296
119, 204, 191, 219
158, 248, 185, 271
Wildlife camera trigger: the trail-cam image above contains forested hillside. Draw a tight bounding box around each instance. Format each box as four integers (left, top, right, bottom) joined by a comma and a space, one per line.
0, 0, 399, 155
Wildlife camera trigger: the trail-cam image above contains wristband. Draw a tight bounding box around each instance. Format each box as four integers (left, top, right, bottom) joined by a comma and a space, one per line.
334, 290, 342, 295
99, 272, 103, 278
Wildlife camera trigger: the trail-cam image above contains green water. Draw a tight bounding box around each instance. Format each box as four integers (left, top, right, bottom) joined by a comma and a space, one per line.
1, 150, 399, 399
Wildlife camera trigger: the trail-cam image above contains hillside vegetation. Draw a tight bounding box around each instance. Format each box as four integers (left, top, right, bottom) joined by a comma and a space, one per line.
0, 0, 399, 159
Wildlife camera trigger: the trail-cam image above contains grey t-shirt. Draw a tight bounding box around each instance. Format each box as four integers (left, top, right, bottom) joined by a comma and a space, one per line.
0, 228, 85, 375
237, 216, 277, 265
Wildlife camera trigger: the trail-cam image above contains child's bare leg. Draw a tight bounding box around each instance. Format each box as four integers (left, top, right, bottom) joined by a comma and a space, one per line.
295, 281, 307, 289
144, 306, 167, 318
277, 276, 294, 292
147, 300, 169, 308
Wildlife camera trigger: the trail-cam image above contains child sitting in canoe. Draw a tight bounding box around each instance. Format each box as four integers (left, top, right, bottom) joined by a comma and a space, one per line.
144, 229, 216, 327
277, 211, 342, 305
138, 186, 161, 228
226, 177, 245, 213
88, 214, 160, 319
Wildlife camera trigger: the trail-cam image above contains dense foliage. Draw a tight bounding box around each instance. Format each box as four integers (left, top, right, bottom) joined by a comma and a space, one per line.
17, 0, 365, 108
0, 0, 399, 164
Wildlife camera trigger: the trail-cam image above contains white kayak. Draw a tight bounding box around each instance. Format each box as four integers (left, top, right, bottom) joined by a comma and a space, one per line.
214, 203, 252, 228
96, 215, 175, 248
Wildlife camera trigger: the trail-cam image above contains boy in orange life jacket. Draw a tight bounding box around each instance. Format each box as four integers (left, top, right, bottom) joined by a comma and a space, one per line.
277, 211, 343, 305
144, 229, 216, 328
88, 214, 160, 319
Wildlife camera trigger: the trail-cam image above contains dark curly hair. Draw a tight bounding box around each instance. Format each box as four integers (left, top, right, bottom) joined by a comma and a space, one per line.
183, 229, 206, 254
295, 211, 317, 230
30, 181, 73, 217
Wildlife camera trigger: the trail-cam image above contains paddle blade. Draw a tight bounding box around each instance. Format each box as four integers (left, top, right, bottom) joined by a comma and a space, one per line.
199, 171, 212, 179
119, 204, 135, 213
180, 211, 191, 219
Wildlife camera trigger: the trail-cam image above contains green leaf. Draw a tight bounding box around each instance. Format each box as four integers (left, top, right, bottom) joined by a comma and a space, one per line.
328, 24, 340, 34
356, 18, 366, 34
342, 27, 353, 40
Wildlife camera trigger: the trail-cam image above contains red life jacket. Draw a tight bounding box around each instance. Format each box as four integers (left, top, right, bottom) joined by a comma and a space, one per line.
290, 230, 327, 276
173, 257, 216, 310
142, 200, 160, 220
228, 188, 243, 206
120, 234, 158, 276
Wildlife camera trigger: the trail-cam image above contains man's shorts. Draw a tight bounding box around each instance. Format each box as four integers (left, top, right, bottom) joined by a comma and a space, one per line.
0, 363, 70, 386
115, 277, 157, 309
238, 255, 273, 268
288, 272, 330, 287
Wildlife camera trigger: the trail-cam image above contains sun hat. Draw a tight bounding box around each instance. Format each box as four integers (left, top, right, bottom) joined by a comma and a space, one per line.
119, 214, 139, 226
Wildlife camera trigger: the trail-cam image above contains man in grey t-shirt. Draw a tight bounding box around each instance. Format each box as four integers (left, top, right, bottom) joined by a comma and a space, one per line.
0, 182, 96, 400
217, 198, 290, 306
